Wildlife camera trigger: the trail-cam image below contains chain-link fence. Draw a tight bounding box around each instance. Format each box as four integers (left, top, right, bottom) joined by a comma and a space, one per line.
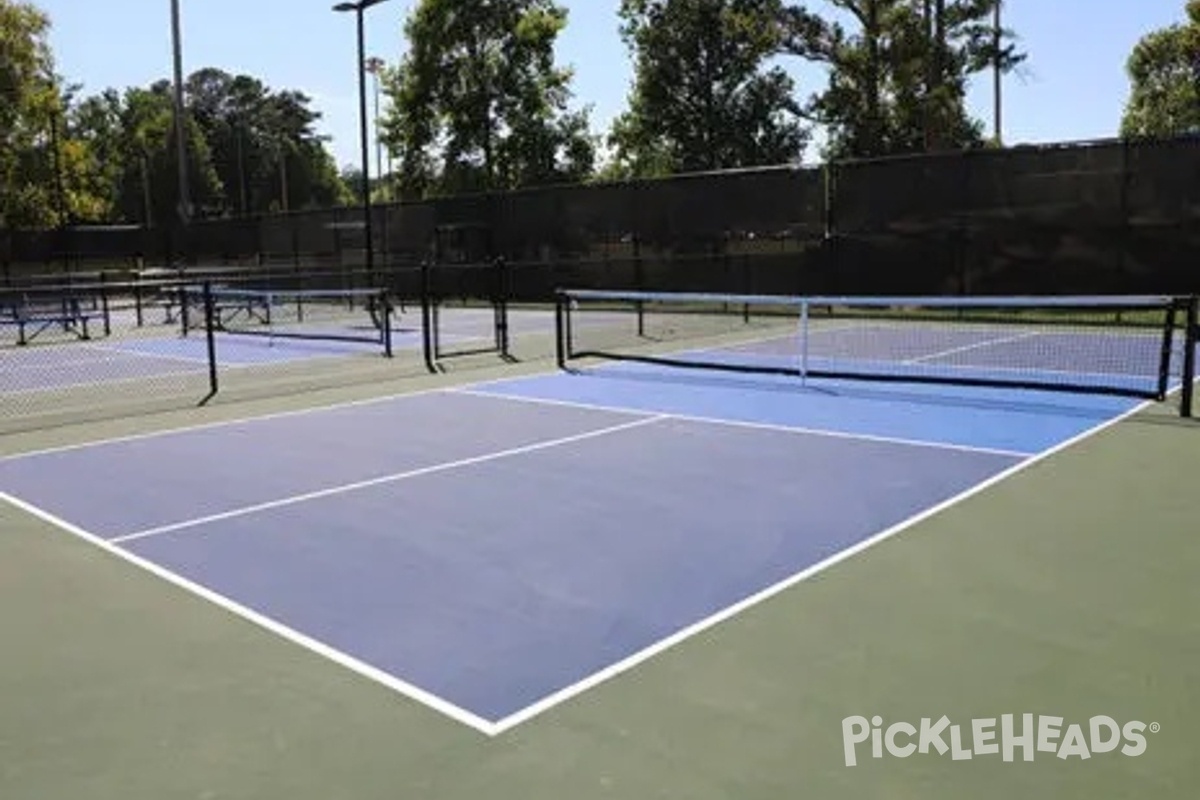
3, 135, 1198, 378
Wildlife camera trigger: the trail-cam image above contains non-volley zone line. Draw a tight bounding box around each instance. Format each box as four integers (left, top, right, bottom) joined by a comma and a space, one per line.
450, 387, 1036, 459
109, 414, 668, 545
85, 341, 214, 366
484, 393, 1156, 735
903, 330, 1043, 364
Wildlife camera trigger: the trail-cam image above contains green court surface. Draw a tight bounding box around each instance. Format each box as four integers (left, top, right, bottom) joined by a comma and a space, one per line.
1, 368, 1197, 799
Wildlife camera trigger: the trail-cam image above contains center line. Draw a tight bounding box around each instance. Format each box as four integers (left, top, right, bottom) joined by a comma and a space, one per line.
110, 414, 668, 546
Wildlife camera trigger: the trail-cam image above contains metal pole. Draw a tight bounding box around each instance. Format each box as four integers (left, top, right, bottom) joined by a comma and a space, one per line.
237, 123, 248, 215
49, 100, 69, 274
49, 105, 67, 226
280, 148, 290, 212
356, 9, 375, 284
993, 0, 1003, 145
368, 60, 384, 195
170, 0, 191, 227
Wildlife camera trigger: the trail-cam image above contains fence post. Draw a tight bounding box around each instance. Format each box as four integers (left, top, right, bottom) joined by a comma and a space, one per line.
1182, 295, 1197, 418
201, 280, 219, 404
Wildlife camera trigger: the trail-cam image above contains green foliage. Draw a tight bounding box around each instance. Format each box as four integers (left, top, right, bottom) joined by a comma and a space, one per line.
5, 0, 1038, 228
68, 89, 127, 220
186, 69, 350, 214
380, 0, 596, 198
93, 82, 223, 226
781, 0, 1023, 159
1121, 1, 1200, 139
0, 0, 58, 227
612, 0, 809, 176
2, 1, 350, 230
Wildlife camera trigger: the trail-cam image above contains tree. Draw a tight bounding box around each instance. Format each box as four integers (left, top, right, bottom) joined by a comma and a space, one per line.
0, 0, 59, 227
0, 2, 115, 226
103, 82, 224, 225
611, 0, 809, 177
1121, 1, 1200, 138
68, 89, 128, 221
266, 90, 352, 210
186, 68, 349, 214
381, 0, 596, 197
780, 0, 1024, 159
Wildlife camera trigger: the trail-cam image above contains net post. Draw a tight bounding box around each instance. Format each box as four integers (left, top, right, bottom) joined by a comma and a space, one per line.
180, 284, 190, 338
1157, 300, 1178, 401
134, 272, 144, 327
564, 290, 575, 364
555, 291, 567, 370
420, 259, 437, 374
203, 280, 219, 398
1182, 295, 1198, 418
382, 290, 393, 358
494, 256, 510, 357
99, 272, 111, 337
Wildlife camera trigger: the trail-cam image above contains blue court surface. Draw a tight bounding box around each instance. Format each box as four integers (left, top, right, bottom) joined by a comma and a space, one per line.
0, 350, 1154, 734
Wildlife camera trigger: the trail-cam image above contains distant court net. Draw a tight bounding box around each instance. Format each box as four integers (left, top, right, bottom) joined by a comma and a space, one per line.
421, 260, 511, 368
180, 285, 395, 356
556, 289, 1200, 416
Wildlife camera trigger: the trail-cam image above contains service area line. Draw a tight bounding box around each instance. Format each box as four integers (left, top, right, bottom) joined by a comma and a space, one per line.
109, 414, 669, 545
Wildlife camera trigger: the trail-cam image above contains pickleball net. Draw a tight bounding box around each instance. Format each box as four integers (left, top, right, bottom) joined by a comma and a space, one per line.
179, 285, 396, 356
555, 290, 1200, 416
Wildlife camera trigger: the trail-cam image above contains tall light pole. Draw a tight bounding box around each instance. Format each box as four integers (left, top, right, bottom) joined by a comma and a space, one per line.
365, 56, 386, 199
334, 0, 393, 285
170, 0, 190, 228
993, 0, 1003, 145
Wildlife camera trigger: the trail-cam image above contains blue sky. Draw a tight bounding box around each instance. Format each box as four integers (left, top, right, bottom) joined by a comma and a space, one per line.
37, 0, 1190, 170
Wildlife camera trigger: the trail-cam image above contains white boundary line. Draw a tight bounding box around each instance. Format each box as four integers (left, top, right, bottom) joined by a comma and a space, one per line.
0, 490, 500, 736
0, 340, 343, 401
0, 367, 210, 399
486, 395, 1155, 735
0, 382, 455, 463
110, 415, 667, 545
904, 331, 1043, 364
85, 341, 215, 366
0, 347, 335, 401
4, 353, 148, 372
0, 367, 1172, 737
451, 387, 1034, 460
5, 310, 1182, 461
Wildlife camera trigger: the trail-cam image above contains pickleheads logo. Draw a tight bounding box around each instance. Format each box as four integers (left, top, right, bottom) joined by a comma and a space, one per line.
842, 715, 1159, 767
